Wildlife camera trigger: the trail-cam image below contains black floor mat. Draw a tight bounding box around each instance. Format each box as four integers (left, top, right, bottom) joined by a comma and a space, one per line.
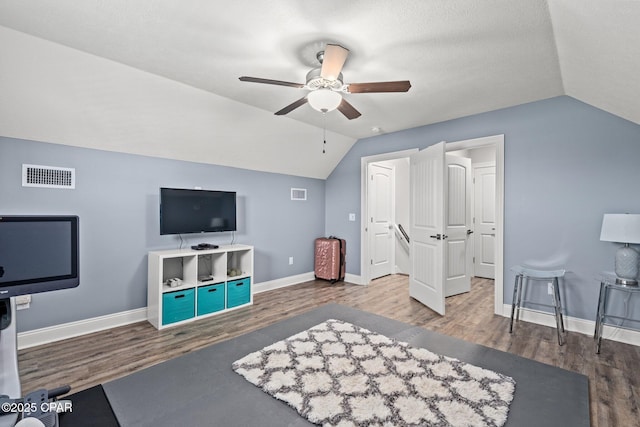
59, 385, 118, 427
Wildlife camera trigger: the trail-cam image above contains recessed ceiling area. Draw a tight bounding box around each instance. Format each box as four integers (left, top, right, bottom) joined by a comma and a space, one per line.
0, 0, 638, 178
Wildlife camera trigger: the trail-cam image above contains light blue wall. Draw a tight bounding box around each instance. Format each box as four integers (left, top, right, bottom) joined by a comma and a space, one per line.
325, 96, 640, 322
4, 95, 640, 331
0, 137, 325, 332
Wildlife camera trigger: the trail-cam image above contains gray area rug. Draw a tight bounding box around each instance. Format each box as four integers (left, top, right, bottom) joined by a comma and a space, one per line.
233, 319, 515, 426
102, 303, 589, 427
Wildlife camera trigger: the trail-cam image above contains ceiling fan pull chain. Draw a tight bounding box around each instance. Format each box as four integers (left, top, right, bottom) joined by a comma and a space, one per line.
322, 113, 327, 154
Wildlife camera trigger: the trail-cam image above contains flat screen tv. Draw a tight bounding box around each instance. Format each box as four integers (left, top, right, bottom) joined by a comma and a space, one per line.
0, 215, 79, 299
160, 188, 237, 235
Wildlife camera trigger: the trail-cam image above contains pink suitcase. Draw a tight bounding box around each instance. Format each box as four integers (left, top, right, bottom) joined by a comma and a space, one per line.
314, 237, 346, 283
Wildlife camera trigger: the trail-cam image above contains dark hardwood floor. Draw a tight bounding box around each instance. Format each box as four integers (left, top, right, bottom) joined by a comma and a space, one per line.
18, 275, 639, 427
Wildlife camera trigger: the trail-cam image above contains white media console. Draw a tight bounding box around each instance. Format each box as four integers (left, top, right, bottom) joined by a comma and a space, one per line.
147, 244, 253, 330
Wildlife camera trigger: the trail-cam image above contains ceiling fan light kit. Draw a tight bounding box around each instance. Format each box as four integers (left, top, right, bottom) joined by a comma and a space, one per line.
239, 43, 411, 120
308, 89, 342, 112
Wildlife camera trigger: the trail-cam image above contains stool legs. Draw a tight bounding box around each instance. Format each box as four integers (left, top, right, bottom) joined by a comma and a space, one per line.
594, 282, 608, 354
594, 282, 605, 340
509, 274, 522, 333
551, 277, 565, 346
509, 273, 565, 346
515, 275, 524, 321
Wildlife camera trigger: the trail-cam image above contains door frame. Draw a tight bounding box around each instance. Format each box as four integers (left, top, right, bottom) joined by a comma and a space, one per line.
447, 135, 504, 315
361, 148, 419, 287
360, 134, 505, 316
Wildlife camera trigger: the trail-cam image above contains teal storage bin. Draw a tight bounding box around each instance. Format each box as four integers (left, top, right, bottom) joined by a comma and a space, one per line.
227, 277, 251, 308
162, 288, 195, 325
197, 283, 225, 316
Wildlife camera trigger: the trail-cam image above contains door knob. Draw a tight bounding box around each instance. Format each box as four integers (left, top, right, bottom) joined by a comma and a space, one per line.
430, 234, 448, 240
467, 229, 474, 235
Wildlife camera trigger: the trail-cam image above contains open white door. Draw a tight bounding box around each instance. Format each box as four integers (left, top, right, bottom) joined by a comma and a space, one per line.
409, 142, 446, 315
444, 155, 472, 297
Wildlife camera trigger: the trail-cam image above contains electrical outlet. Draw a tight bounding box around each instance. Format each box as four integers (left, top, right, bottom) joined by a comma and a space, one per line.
349, 213, 356, 221
16, 294, 31, 310
289, 256, 294, 265
547, 283, 553, 295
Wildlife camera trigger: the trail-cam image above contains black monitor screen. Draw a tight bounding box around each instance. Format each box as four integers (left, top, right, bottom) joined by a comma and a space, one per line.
160, 188, 237, 235
0, 216, 79, 298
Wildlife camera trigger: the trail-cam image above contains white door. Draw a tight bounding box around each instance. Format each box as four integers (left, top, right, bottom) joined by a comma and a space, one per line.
368, 163, 394, 279
409, 142, 446, 315
474, 165, 496, 279
444, 155, 473, 297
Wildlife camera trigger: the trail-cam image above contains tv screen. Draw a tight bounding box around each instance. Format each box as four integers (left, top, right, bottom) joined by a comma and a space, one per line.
160, 188, 237, 235
0, 215, 79, 299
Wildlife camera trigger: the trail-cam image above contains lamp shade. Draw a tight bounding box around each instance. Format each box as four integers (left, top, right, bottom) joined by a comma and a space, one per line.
600, 214, 640, 243
307, 89, 342, 113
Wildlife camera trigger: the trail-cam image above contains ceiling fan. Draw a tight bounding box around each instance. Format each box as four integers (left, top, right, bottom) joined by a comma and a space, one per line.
239, 44, 411, 120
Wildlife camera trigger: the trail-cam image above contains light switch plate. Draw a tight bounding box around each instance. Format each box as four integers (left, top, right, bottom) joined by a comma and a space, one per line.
16, 294, 31, 310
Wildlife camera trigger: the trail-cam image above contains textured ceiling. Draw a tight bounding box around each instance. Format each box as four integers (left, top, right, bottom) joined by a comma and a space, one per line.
0, 0, 638, 178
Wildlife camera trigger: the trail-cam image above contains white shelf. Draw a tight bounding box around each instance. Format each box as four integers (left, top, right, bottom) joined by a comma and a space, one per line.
196, 277, 224, 286
147, 244, 253, 329
162, 282, 196, 293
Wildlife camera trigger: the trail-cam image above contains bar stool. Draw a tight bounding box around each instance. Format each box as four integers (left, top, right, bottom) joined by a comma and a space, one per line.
509, 265, 566, 345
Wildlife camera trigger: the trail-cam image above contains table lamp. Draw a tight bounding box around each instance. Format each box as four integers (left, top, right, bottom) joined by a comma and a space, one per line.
600, 213, 640, 286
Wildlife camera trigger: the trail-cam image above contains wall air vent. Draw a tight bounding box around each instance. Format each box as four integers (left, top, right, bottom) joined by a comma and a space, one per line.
291, 188, 307, 201
22, 164, 76, 189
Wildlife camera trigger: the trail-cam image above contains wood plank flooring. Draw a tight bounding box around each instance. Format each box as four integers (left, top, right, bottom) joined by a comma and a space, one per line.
18, 275, 640, 427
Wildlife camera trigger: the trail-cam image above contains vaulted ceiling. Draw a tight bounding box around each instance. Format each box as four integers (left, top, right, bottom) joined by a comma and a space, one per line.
0, 1, 638, 179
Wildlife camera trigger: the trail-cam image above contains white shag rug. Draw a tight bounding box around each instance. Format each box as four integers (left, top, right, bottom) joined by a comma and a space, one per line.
232, 319, 515, 427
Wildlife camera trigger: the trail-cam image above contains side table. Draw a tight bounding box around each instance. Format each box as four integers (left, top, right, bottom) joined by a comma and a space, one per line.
594, 272, 640, 353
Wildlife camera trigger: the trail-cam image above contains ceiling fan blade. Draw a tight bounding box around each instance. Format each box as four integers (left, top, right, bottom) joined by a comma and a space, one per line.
320, 44, 349, 80
275, 97, 308, 115
337, 99, 362, 120
239, 76, 305, 88
347, 80, 412, 93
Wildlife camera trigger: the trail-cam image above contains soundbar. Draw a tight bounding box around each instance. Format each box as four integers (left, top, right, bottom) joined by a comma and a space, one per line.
191, 243, 219, 250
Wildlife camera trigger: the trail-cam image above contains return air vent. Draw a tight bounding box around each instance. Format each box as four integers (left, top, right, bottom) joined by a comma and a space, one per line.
291, 188, 307, 201
22, 164, 75, 189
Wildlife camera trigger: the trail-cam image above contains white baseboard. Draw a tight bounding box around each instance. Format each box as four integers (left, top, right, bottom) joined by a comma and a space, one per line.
18, 308, 148, 350
253, 272, 364, 293
501, 304, 640, 347
18, 272, 364, 349
345, 273, 364, 285
253, 272, 316, 294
